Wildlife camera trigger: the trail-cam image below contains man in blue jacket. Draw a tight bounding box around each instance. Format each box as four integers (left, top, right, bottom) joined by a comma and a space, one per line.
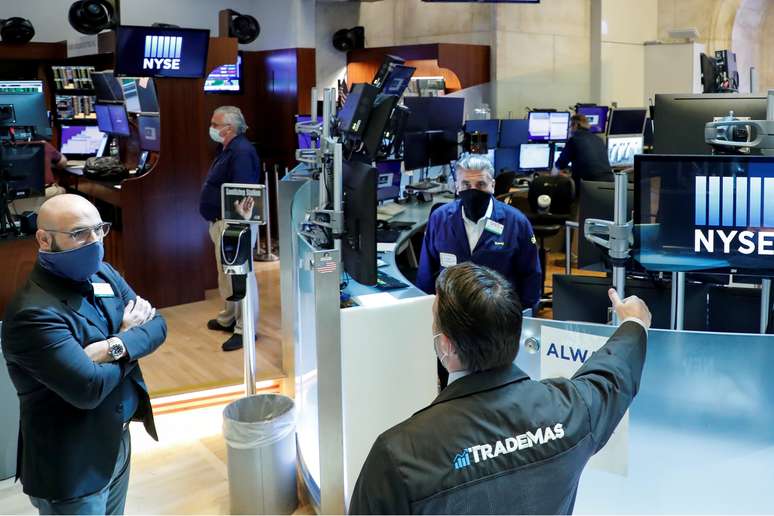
199, 106, 262, 352
350, 263, 650, 514
416, 154, 541, 310
2, 194, 166, 515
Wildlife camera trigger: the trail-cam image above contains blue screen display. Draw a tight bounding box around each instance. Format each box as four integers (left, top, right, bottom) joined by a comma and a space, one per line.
634, 154, 774, 275
95, 103, 130, 136
115, 25, 210, 78
576, 105, 609, 133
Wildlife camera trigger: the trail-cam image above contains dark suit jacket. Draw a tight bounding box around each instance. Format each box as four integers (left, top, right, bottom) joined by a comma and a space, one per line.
1, 262, 166, 500
350, 321, 647, 514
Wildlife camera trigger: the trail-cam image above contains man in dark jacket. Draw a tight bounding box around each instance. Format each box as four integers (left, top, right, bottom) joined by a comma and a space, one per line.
1, 194, 166, 515
199, 106, 262, 351
350, 263, 650, 514
553, 114, 613, 193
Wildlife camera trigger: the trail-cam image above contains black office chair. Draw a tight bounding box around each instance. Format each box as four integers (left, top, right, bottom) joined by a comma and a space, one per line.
524, 175, 576, 308
494, 171, 517, 197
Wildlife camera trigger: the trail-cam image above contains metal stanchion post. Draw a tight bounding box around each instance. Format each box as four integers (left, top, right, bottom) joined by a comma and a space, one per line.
760, 278, 771, 334
256, 164, 279, 262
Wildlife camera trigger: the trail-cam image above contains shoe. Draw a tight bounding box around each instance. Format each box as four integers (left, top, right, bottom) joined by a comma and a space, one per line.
221, 334, 244, 352
207, 319, 235, 333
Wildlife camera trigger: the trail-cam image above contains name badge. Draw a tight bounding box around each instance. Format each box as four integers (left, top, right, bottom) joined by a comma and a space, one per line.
440, 252, 458, 268
485, 219, 504, 236
92, 282, 115, 297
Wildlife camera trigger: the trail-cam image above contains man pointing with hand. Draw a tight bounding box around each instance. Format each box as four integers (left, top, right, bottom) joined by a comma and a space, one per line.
350, 264, 650, 515
2, 194, 166, 515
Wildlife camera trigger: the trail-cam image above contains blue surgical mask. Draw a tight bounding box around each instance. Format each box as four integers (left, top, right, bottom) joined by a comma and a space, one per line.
209, 127, 225, 144
38, 241, 104, 282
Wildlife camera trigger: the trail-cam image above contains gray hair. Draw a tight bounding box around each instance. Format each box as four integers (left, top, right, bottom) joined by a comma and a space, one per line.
456, 153, 495, 179
214, 106, 248, 135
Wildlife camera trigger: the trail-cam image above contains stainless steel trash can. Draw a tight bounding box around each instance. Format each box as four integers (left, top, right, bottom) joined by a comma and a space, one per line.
223, 394, 297, 515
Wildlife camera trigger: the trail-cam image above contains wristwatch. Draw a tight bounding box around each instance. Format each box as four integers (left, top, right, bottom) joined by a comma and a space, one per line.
107, 337, 126, 361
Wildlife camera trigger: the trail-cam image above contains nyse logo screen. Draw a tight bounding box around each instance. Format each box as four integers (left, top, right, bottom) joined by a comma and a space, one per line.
634, 155, 774, 274
143, 35, 182, 71
115, 26, 209, 78
694, 175, 774, 256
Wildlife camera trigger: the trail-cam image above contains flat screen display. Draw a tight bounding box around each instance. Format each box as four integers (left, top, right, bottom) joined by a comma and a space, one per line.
519, 143, 551, 170
60, 125, 105, 156
608, 135, 643, 167
204, 54, 242, 93
634, 154, 774, 275
115, 25, 210, 78
381, 65, 416, 97
138, 114, 160, 151
95, 103, 130, 136
528, 111, 570, 141
376, 159, 402, 201
576, 105, 609, 133
608, 108, 647, 136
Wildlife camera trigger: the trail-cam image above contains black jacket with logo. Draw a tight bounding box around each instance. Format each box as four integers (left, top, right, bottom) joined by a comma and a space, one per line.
349, 321, 646, 515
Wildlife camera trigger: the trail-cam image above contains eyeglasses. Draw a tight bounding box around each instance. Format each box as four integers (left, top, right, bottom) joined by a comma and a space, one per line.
44, 222, 111, 244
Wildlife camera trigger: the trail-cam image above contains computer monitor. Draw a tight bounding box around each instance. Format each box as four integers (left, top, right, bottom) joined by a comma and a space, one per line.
551, 141, 566, 168
464, 119, 499, 149
0, 81, 44, 93
95, 103, 130, 136
0, 143, 45, 199
653, 94, 767, 154
404, 97, 464, 132
528, 111, 570, 141
427, 129, 458, 166
607, 135, 642, 168
359, 94, 400, 160
92, 71, 124, 102
337, 83, 378, 139
342, 160, 378, 285
138, 114, 160, 151
60, 125, 107, 158
122, 78, 159, 113
0, 92, 50, 136
576, 105, 609, 133
403, 131, 429, 171
634, 154, 774, 276
499, 119, 529, 148
518, 143, 551, 171
204, 53, 242, 93
494, 147, 518, 175
381, 65, 416, 98
114, 25, 210, 78
608, 108, 647, 136
376, 159, 402, 201
371, 55, 405, 89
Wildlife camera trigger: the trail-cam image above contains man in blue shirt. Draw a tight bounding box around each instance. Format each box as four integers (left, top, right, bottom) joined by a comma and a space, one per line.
416, 154, 542, 309
199, 106, 262, 351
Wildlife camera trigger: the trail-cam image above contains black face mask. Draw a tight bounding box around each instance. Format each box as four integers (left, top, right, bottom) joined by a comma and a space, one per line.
459, 188, 492, 222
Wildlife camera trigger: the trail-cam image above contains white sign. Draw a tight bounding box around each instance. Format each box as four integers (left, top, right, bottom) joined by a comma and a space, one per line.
540, 326, 629, 476
67, 35, 98, 58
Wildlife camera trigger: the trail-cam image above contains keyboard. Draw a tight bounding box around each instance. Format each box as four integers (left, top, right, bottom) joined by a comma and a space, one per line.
67, 160, 86, 168
376, 229, 402, 243
407, 180, 440, 191
377, 203, 406, 220
375, 270, 408, 291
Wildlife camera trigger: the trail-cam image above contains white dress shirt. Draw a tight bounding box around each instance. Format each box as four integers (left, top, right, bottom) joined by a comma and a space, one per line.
461, 199, 494, 253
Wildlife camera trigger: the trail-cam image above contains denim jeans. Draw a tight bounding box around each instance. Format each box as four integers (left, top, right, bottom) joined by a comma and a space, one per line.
30, 428, 131, 515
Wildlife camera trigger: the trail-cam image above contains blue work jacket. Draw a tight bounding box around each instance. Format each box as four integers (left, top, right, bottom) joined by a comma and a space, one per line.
416, 199, 542, 309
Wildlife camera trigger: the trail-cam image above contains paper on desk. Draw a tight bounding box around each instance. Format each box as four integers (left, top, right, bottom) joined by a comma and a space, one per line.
540, 326, 629, 477
377, 243, 396, 252
354, 292, 400, 308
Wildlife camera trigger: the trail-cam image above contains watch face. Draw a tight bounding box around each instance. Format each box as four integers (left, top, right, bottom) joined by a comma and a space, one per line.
110, 342, 124, 359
